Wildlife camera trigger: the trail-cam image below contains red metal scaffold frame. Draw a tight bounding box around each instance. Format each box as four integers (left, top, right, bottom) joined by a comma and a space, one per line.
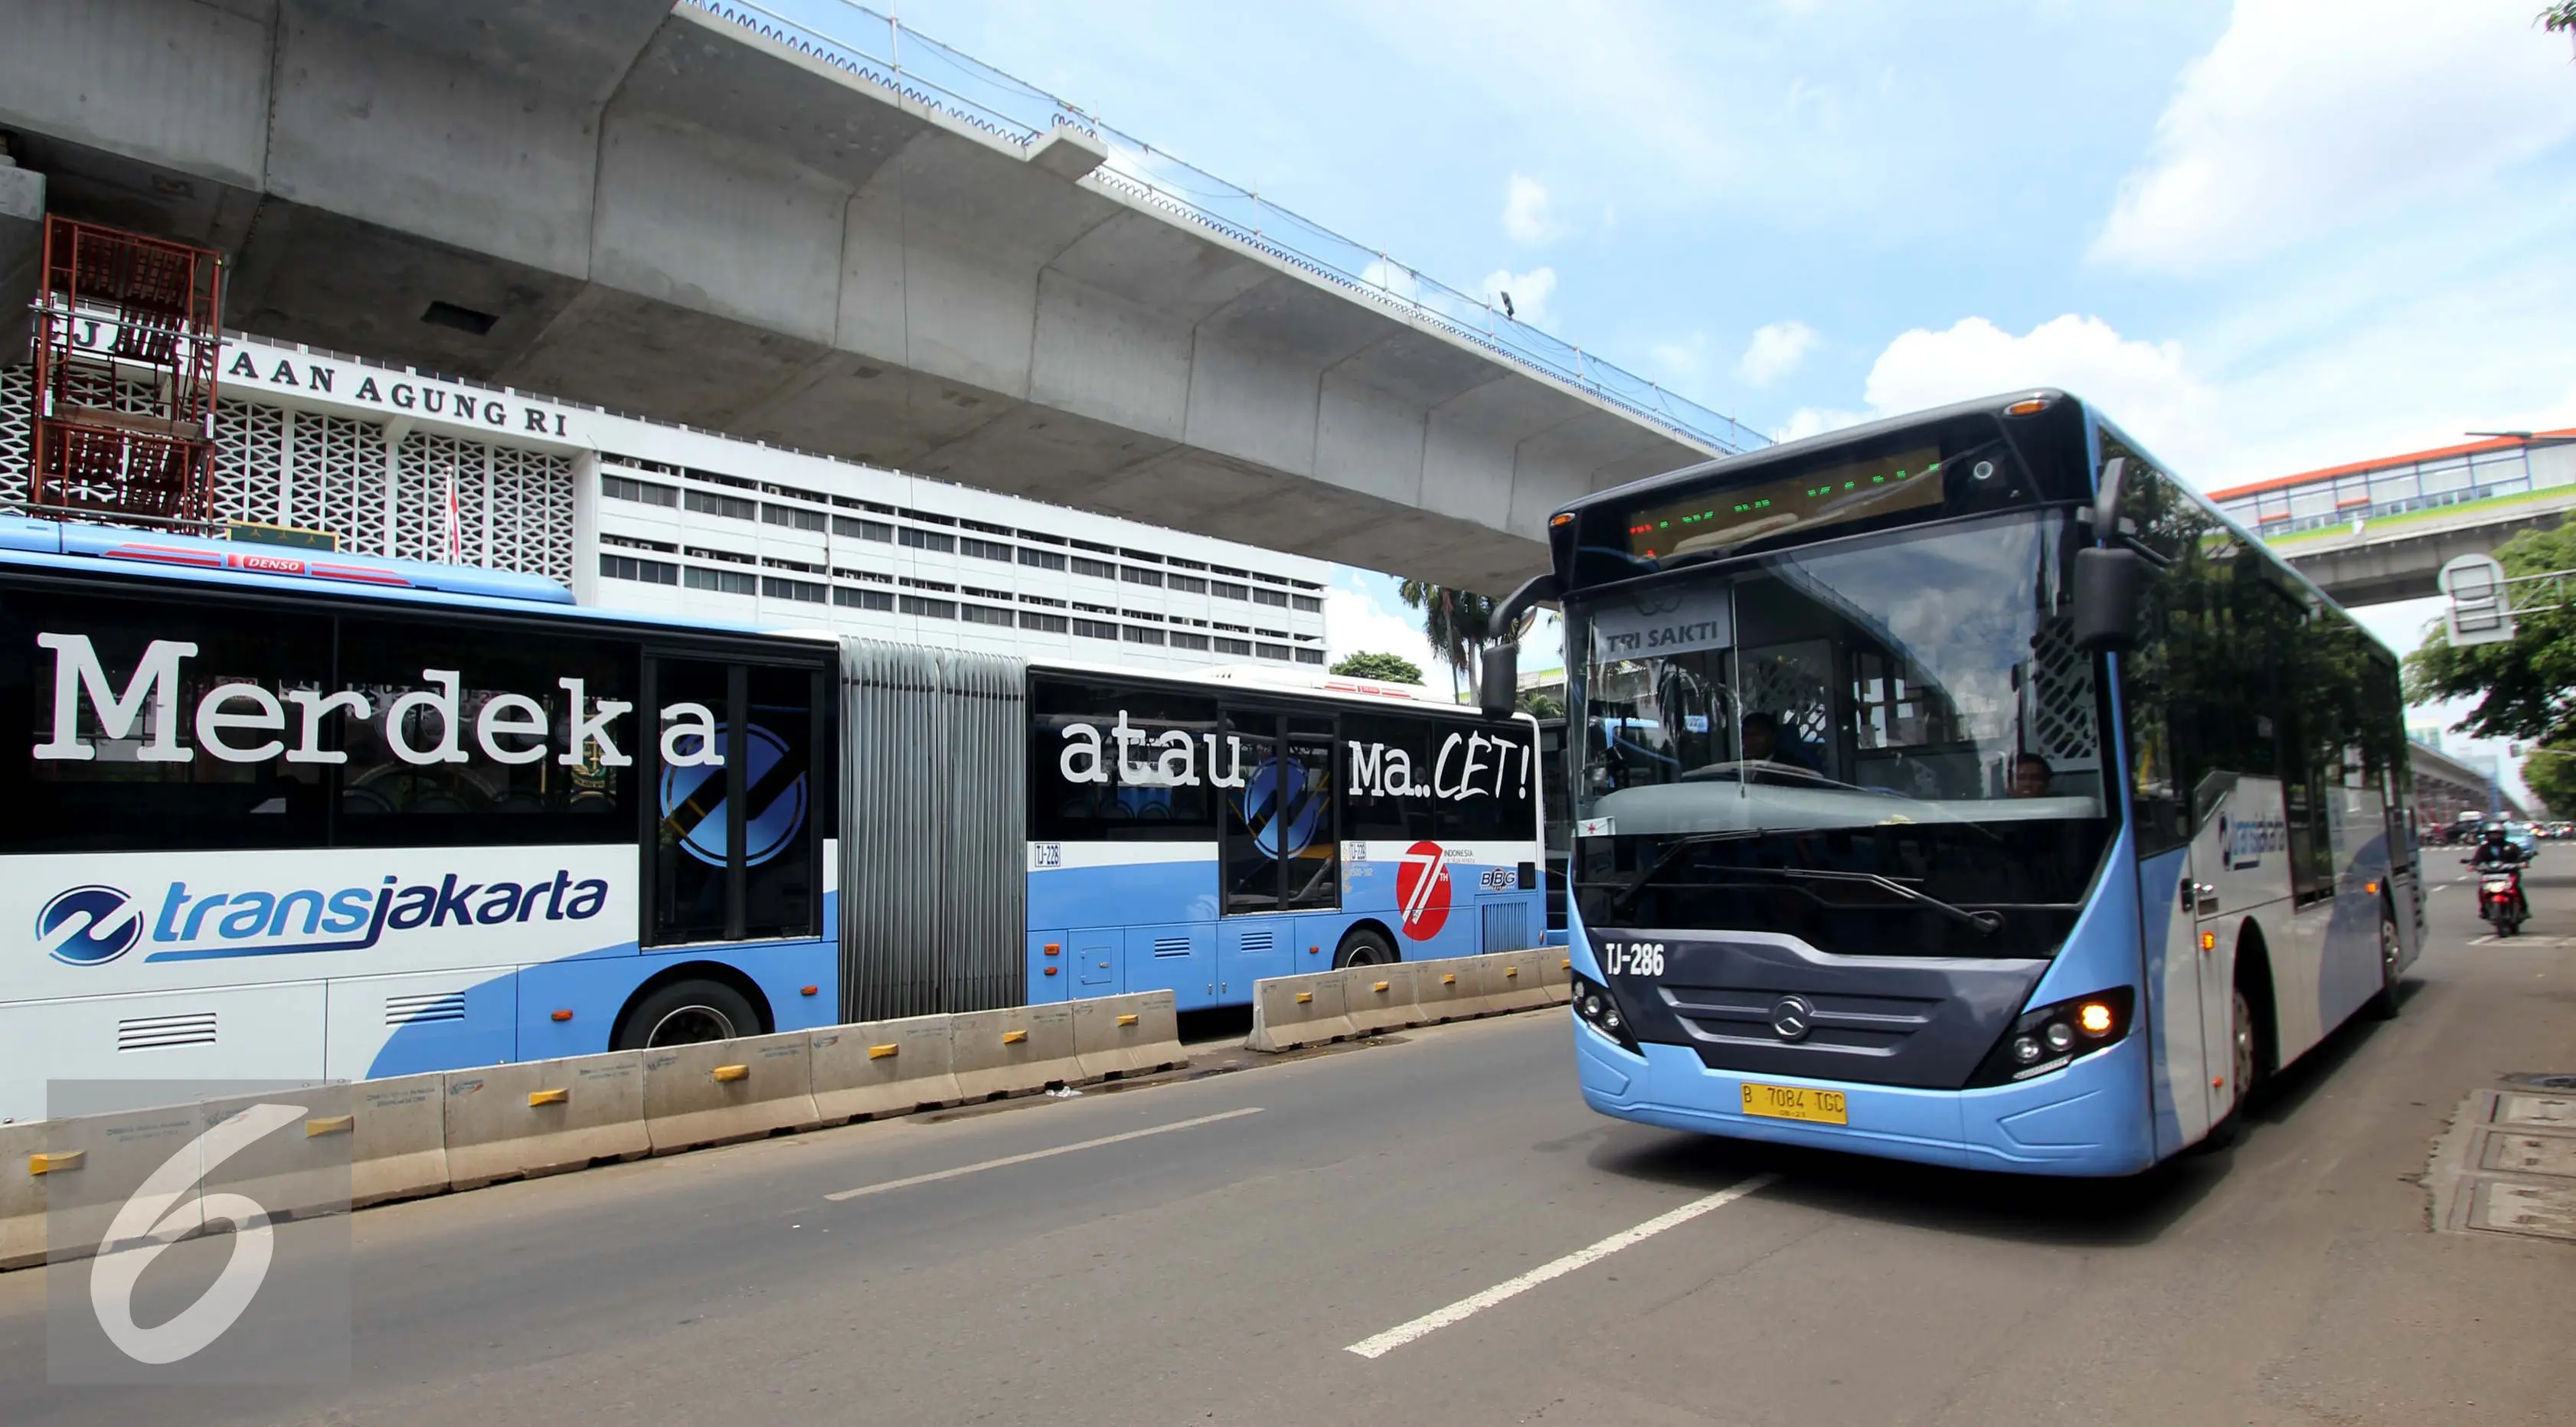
28, 215, 225, 528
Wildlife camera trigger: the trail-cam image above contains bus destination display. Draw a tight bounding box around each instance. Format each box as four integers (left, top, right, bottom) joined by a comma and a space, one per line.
1626, 445, 1946, 559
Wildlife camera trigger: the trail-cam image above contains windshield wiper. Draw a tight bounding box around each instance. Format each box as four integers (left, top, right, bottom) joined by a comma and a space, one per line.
1753, 867, 2005, 936
1609, 830, 1770, 917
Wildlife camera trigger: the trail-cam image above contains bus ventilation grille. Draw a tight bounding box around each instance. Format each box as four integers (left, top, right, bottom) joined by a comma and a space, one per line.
118, 1011, 217, 1052
1239, 930, 1274, 955
1153, 936, 1195, 958
386, 992, 469, 1026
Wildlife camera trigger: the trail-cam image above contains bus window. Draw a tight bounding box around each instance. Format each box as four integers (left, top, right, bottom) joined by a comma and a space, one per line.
742, 661, 822, 939
1283, 716, 1339, 912
652, 657, 735, 944
1025, 678, 1219, 842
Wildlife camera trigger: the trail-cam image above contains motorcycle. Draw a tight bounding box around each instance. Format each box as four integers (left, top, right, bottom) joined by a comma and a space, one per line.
2465, 856, 2528, 936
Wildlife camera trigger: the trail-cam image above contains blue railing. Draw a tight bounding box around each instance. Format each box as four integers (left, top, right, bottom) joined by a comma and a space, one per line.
681, 0, 1767, 457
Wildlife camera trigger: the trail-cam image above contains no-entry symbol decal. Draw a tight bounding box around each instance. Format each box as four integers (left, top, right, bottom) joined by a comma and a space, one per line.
1396, 840, 1453, 940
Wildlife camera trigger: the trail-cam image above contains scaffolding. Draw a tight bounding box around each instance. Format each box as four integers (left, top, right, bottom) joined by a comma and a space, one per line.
27, 215, 224, 527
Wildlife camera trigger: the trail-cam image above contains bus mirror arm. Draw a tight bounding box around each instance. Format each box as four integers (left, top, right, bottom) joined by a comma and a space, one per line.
2086, 456, 2128, 540
2072, 547, 2142, 653
1479, 572, 1561, 719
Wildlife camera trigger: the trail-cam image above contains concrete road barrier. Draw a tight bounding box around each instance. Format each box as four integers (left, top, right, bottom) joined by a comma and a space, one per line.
444, 1053, 648, 1190
1247, 971, 1355, 1053
1072, 992, 1185, 1081
1408, 958, 1484, 1024
1538, 949, 1574, 1003
1344, 962, 1420, 1037
811, 1014, 961, 1122
1490, 949, 1553, 1013
350, 1073, 449, 1208
194, 1083, 358, 1226
643, 1033, 824, 1154
949, 1004, 1081, 1100
32, 1099, 211, 1264
0, 1121, 49, 1270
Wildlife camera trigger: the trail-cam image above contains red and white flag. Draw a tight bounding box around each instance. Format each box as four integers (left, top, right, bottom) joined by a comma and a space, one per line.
442, 465, 463, 563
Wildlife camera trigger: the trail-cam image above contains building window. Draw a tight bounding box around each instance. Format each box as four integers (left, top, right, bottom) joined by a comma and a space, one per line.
1123, 625, 1167, 645
833, 515, 893, 542
898, 595, 956, 619
1294, 648, 1326, 665
600, 553, 678, 585
961, 603, 1015, 627
1292, 595, 1322, 613
1018, 547, 1067, 572
762, 503, 825, 532
1018, 593, 1067, 608
762, 576, 826, 603
1121, 566, 1165, 587
900, 527, 956, 553
1019, 611, 1070, 633
961, 518, 1012, 535
1211, 581, 1250, 600
835, 586, 894, 611
1169, 632, 1211, 651
961, 537, 1014, 563
1167, 574, 1207, 595
1253, 587, 1290, 607
1071, 618, 1121, 641
1070, 557, 1116, 580
685, 567, 758, 595
1257, 642, 1293, 661
603, 475, 678, 507
685, 490, 755, 521
1214, 636, 1252, 656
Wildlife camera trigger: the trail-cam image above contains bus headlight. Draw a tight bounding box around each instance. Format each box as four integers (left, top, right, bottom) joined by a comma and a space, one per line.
1572, 972, 1640, 1053
1970, 987, 2133, 1086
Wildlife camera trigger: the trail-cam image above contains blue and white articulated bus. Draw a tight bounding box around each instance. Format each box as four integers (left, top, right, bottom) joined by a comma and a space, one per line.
1474, 391, 2421, 1175
0, 514, 1541, 1121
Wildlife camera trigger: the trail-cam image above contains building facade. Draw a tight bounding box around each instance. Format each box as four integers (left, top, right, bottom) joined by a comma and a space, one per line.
0, 329, 1330, 672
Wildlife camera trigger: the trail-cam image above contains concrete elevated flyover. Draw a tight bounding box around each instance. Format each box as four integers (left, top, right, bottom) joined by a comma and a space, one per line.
0, 0, 1760, 592
2215, 429, 2576, 607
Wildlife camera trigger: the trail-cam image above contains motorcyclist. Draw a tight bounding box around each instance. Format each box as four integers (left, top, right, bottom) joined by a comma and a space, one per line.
2470, 823, 2531, 924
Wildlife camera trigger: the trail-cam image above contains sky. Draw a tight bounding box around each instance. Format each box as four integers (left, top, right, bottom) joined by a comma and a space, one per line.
876, 0, 2576, 803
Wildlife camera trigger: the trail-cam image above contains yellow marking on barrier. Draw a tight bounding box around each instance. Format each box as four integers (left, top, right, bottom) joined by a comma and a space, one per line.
305, 1115, 354, 1138
1505, 967, 1521, 978
712, 1064, 750, 1083
1373, 980, 1391, 993
28, 1150, 83, 1175
528, 1088, 569, 1107
1003, 1029, 1028, 1045
868, 1043, 900, 1060
1561, 958, 1572, 969
1443, 974, 1457, 985
1296, 991, 1313, 1004
1116, 1014, 1139, 1027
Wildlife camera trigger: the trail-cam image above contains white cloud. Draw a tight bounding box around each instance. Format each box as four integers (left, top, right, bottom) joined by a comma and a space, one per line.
2093, 0, 2576, 273
1326, 582, 1447, 695
1479, 266, 1558, 328
1774, 407, 1866, 443
1862, 314, 2212, 467
1737, 319, 1819, 386
1502, 173, 1564, 243
1358, 256, 1420, 304
1647, 330, 1710, 381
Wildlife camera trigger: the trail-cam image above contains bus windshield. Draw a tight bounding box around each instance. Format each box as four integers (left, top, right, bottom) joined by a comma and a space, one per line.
1568, 509, 2111, 955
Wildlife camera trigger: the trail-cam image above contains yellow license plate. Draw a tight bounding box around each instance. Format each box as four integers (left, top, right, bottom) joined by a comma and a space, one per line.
1740, 1081, 1848, 1125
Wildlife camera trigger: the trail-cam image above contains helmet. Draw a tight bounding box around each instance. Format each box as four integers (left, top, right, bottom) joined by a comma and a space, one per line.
2483, 823, 2509, 841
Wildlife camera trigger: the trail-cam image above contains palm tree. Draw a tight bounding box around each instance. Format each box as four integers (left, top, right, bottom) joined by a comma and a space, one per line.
1398, 580, 1499, 701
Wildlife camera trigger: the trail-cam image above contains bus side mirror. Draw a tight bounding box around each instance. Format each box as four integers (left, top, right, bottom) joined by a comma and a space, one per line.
1478, 570, 1561, 718
2072, 547, 2141, 653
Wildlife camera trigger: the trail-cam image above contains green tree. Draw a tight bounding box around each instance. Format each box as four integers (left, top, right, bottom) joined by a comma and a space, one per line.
2545, 2, 2576, 34
1397, 580, 1499, 700
1517, 690, 1565, 719
2404, 524, 2576, 743
1329, 651, 1424, 684
2519, 741, 2576, 819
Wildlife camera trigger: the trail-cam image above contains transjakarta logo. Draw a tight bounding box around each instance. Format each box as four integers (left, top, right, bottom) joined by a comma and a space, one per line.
41, 872, 611, 966
37, 885, 146, 966
2216, 811, 2287, 872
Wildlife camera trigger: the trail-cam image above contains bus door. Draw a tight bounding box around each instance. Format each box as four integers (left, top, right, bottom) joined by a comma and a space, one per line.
1218, 710, 1337, 994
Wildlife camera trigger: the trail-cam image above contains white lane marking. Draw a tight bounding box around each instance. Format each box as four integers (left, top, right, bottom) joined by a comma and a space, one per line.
823, 1107, 1264, 1202
1343, 1172, 1780, 1360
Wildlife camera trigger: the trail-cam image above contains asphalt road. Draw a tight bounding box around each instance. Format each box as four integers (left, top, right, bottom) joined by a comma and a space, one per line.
3, 853, 2571, 1425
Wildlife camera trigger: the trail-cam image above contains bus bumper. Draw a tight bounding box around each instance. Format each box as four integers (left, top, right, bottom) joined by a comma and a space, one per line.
1572, 1015, 2159, 1177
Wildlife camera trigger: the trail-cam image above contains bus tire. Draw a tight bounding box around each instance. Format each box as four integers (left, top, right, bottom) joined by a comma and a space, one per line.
1334, 928, 1396, 969
2366, 903, 2402, 1020
616, 979, 762, 1051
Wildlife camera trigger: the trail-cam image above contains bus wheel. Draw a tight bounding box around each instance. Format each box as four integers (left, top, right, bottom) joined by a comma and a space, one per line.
2197, 982, 2264, 1153
1334, 929, 1396, 969
617, 980, 760, 1051
2366, 905, 2402, 1020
